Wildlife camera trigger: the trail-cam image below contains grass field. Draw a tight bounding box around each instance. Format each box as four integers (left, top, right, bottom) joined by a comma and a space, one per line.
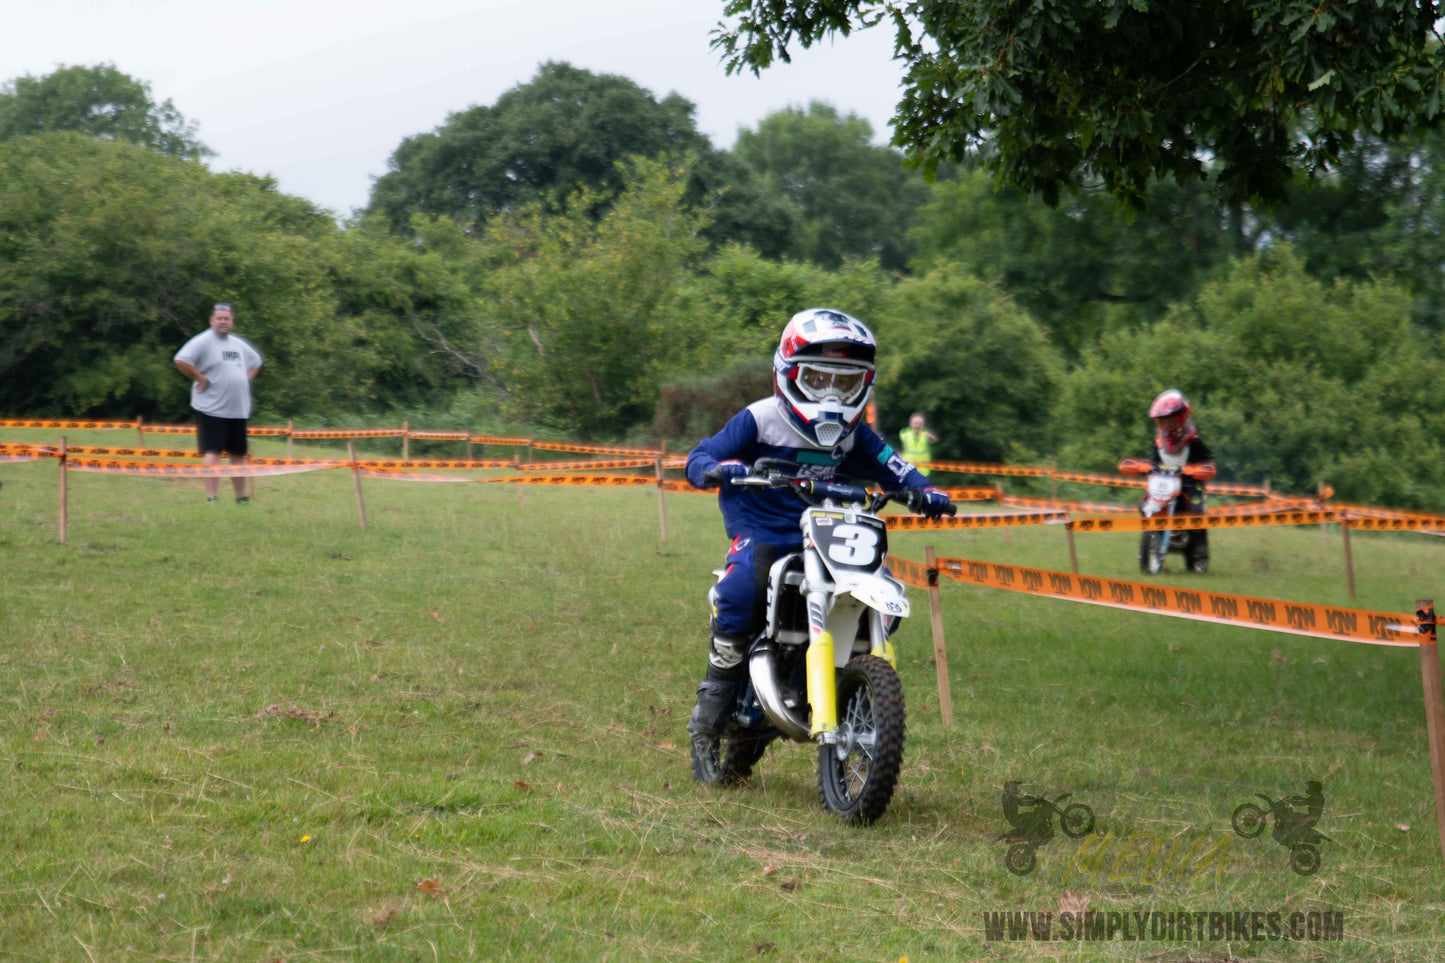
2, 430, 1443, 961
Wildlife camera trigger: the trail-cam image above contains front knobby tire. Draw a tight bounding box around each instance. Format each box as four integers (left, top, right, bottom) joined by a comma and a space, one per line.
691, 730, 775, 787
1140, 532, 1164, 574
817, 655, 906, 825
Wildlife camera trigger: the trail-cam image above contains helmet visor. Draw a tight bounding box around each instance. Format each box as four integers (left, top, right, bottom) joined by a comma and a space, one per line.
796, 363, 868, 404
1153, 412, 1187, 431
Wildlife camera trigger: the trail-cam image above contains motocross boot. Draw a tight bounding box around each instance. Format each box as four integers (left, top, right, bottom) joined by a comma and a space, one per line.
687, 633, 748, 740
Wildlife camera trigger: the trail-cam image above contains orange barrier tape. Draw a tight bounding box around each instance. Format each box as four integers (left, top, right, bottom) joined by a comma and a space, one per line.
518, 458, 656, 472
468, 435, 533, 446
0, 419, 137, 430
134, 423, 287, 437
924, 460, 1049, 477
1070, 509, 1340, 534
919, 554, 1420, 648
938, 487, 1003, 502
135, 424, 197, 434
292, 428, 404, 439
1001, 494, 1135, 514
532, 440, 663, 456
406, 431, 470, 440
353, 458, 517, 470
64, 458, 344, 477
886, 509, 1070, 531
0, 442, 56, 455
60, 445, 201, 459
356, 468, 472, 483
0, 453, 43, 464
475, 474, 658, 488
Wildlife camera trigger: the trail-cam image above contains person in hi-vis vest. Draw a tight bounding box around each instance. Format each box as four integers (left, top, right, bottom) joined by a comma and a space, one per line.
899, 412, 938, 476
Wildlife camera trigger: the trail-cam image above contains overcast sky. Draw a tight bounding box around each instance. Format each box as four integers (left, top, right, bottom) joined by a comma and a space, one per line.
2, 0, 908, 217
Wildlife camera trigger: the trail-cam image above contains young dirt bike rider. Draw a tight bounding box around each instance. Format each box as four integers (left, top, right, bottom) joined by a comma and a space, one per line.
1142, 389, 1217, 571
683, 308, 952, 750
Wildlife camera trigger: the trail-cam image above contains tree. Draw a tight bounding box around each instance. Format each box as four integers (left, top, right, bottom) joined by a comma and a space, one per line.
1052, 247, 1445, 508
713, 1, 1445, 210
478, 158, 712, 437
731, 102, 931, 271
872, 263, 1062, 462
0, 64, 210, 159
909, 170, 1249, 355
368, 62, 712, 233
0, 134, 451, 421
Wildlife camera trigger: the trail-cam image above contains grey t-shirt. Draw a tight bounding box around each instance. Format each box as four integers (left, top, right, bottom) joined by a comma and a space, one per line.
173, 329, 263, 418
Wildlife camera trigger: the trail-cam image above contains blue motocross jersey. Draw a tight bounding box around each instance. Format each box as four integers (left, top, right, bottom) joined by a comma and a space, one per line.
686, 398, 933, 542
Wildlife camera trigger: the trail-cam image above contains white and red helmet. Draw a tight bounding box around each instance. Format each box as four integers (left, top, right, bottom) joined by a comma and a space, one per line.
773, 308, 877, 447
1149, 389, 1197, 453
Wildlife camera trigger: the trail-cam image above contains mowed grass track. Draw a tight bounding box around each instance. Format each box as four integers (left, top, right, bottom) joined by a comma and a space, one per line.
1, 431, 1443, 961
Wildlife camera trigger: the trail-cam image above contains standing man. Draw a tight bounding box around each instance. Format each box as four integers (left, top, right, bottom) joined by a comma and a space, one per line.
899, 412, 938, 477
173, 303, 263, 503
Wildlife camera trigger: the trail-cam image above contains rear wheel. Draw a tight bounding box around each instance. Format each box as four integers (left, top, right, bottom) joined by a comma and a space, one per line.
692, 729, 775, 787
817, 655, 906, 824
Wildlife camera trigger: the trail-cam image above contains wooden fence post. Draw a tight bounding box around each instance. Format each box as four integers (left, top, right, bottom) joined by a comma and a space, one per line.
1341, 516, 1356, 599
348, 441, 368, 530
58, 436, 68, 545
1416, 600, 1445, 865
655, 451, 668, 542
1065, 522, 1079, 574
402, 420, 409, 461
136, 416, 145, 447
286, 419, 294, 459
924, 545, 953, 727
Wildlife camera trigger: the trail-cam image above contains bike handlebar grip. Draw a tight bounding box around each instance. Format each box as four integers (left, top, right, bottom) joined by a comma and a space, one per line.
701, 466, 722, 486
943, 503, 957, 516
1118, 458, 1151, 475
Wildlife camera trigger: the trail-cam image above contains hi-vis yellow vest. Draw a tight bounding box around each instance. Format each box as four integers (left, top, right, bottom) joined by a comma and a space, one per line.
899, 427, 932, 476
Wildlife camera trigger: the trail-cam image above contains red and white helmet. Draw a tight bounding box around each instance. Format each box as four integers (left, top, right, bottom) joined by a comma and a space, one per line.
1149, 389, 1197, 453
773, 308, 877, 448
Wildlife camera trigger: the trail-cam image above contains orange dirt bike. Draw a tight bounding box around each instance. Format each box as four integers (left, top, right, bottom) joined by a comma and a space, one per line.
692, 458, 955, 824
1118, 457, 1215, 574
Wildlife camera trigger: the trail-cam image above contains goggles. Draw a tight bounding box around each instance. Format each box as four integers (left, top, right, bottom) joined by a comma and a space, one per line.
1153, 412, 1187, 430
796, 363, 869, 403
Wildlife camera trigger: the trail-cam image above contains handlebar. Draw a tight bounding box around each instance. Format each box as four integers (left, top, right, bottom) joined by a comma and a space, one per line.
1117, 457, 1216, 480
702, 459, 956, 516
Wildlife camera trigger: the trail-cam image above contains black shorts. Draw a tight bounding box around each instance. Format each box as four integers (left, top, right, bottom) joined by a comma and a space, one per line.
196, 412, 249, 457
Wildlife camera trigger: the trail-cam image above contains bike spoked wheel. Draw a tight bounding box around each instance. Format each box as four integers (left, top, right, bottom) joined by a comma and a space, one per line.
691, 730, 775, 787
1290, 844, 1321, 875
1004, 843, 1037, 876
817, 655, 906, 825
1231, 802, 1267, 838
1060, 803, 1096, 838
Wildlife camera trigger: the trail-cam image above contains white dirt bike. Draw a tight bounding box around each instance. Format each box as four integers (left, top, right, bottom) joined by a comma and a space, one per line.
693, 458, 954, 824
1119, 457, 1210, 574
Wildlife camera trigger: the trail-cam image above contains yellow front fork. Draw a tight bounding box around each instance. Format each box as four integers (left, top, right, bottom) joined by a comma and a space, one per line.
806, 630, 837, 737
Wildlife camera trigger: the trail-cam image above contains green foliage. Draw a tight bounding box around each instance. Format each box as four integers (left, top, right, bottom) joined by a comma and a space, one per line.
478, 158, 711, 437
0, 63, 210, 159
872, 263, 1063, 462
681, 242, 894, 366
732, 102, 930, 272
1054, 247, 1445, 508
910, 171, 1251, 356
0, 134, 459, 421
368, 62, 711, 233
714, 1, 1445, 210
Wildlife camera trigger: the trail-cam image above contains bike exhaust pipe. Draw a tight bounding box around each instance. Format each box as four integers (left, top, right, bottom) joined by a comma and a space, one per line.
749, 641, 811, 741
